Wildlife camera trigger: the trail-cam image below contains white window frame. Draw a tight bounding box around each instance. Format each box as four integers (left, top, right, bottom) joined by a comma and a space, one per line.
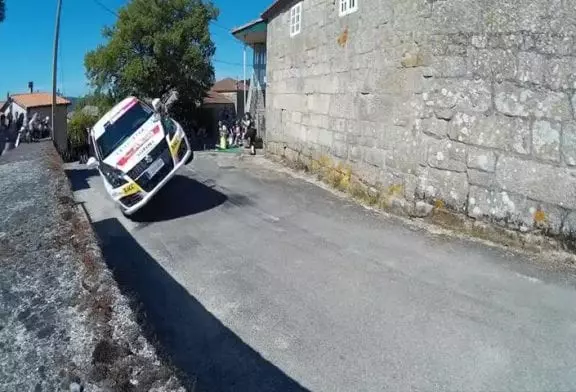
289, 2, 302, 37
339, 0, 358, 16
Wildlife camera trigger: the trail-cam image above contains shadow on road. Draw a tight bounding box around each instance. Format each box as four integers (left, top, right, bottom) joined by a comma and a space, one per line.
93, 218, 309, 392
65, 167, 100, 191
64, 168, 227, 222
132, 175, 228, 222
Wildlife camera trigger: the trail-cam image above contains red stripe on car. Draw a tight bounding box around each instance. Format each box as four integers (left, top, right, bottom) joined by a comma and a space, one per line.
116, 125, 161, 167
110, 98, 138, 123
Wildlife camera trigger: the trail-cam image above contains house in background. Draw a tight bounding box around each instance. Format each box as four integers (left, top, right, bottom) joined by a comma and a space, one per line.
198, 79, 252, 148
211, 78, 249, 118
232, 19, 268, 140
201, 90, 236, 146
0, 97, 12, 116
6, 92, 70, 152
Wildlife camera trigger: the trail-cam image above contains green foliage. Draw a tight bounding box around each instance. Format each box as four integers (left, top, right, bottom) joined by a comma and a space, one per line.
0, 0, 5, 22
84, 0, 218, 128
76, 92, 116, 114
68, 111, 97, 149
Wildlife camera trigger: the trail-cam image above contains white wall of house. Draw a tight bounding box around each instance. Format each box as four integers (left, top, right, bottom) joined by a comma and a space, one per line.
8, 102, 26, 120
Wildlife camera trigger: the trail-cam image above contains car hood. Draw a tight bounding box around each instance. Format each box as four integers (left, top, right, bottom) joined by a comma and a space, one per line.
102, 116, 166, 173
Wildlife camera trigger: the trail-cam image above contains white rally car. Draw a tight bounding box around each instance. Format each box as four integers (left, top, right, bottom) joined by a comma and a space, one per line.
86, 96, 192, 216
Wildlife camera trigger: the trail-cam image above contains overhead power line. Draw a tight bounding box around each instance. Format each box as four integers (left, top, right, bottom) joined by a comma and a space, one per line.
91, 0, 239, 34
92, 0, 243, 46
210, 21, 233, 31
90, 0, 249, 70
92, 0, 118, 16
213, 59, 253, 67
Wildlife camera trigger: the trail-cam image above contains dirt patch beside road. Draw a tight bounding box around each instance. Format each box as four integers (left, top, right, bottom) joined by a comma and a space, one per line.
0, 142, 186, 391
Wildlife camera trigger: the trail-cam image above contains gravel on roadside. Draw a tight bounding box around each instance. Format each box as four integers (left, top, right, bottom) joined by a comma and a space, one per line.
0, 142, 187, 391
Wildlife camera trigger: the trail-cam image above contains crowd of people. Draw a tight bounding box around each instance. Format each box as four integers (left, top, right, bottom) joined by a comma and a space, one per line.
218, 111, 257, 155
0, 111, 51, 148
1, 112, 23, 141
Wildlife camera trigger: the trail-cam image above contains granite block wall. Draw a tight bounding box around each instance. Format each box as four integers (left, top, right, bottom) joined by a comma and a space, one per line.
265, 0, 576, 239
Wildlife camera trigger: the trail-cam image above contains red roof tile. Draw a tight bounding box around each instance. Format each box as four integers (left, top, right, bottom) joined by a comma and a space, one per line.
203, 91, 234, 105
212, 78, 249, 92
11, 93, 70, 109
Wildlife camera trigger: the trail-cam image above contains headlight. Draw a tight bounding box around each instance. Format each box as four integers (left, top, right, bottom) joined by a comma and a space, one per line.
162, 117, 178, 139
100, 162, 128, 188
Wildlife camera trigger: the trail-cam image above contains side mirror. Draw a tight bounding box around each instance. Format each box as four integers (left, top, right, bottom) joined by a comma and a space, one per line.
151, 98, 163, 113
86, 157, 99, 169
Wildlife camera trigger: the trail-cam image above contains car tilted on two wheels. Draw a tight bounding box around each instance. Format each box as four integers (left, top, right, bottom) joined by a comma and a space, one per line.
86, 97, 193, 216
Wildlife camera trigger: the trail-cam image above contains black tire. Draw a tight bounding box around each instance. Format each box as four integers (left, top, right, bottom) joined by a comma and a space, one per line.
185, 151, 194, 165
121, 205, 147, 222
118, 203, 129, 216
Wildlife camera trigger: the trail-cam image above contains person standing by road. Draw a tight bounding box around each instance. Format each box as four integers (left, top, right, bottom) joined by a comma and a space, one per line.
242, 112, 256, 156
0, 114, 7, 153
15, 113, 24, 134
218, 120, 228, 150
78, 126, 91, 164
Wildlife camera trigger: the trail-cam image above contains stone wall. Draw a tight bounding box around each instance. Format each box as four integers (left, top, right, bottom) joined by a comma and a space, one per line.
265, 0, 576, 241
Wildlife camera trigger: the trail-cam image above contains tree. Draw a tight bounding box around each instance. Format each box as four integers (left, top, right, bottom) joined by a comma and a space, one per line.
76, 91, 116, 114
0, 0, 5, 22
85, 0, 218, 128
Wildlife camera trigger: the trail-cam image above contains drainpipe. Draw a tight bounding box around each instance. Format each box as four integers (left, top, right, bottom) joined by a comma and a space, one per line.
243, 44, 247, 115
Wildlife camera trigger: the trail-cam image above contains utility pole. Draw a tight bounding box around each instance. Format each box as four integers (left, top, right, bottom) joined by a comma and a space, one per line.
51, 0, 63, 141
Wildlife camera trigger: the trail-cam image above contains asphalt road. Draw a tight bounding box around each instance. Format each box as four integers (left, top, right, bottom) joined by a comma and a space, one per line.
66, 152, 576, 392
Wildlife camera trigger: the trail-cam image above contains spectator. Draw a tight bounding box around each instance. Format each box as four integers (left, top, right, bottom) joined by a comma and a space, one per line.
218, 120, 228, 149
0, 114, 6, 153
6, 114, 18, 145
242, 112, 256, 155
0, 114, 6, 141
15, 113, 24, 132
77, 127, 91, 164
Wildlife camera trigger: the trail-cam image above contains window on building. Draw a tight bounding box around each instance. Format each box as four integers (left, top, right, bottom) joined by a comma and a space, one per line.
339, 0, 358, 16
290, 2, 302, 37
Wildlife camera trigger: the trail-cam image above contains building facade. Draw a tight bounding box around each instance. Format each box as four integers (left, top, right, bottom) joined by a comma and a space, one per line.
232, 20, 268, 141
7, 93, 70, 152
256, 0, 576, 239
211, 78, 249, 119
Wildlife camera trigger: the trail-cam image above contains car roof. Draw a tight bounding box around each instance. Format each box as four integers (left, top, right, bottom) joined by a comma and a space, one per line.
92, 96, 139, 139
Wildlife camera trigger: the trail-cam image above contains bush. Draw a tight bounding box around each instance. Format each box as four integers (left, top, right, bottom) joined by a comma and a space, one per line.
68, 111, 97, 150
64, 111, 98, 162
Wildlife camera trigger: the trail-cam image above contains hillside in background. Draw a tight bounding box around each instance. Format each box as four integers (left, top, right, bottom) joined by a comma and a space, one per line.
65, 96, 79, 111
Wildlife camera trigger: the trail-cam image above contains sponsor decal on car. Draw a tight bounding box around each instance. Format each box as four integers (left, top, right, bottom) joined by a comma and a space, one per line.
121, 182, 141, 196
111, 181, 142, 198
117, 125, 161, 168
169, 134, 183, 158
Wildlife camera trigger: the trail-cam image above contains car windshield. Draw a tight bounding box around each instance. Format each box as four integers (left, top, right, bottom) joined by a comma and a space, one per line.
96, 101, 154, 158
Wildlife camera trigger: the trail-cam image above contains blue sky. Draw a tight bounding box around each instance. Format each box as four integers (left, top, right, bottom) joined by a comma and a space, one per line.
0, 0, 270, 98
